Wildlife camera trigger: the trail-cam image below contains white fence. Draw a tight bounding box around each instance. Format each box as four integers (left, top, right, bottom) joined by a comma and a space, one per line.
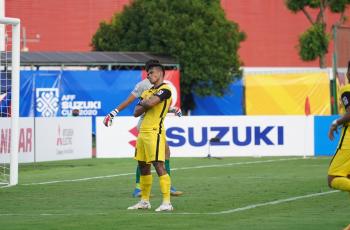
0, 115, 324, 161
0, 117, 92, 163
0, 118, 35, 163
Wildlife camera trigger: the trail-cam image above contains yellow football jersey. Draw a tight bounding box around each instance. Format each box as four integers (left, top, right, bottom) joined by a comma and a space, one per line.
339, 84, 350, 113
337, 84, 350, 149
139, 83, 172, 133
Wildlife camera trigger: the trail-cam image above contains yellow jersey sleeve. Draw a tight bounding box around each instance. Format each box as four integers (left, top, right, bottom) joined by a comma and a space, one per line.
339, 84, 350, 111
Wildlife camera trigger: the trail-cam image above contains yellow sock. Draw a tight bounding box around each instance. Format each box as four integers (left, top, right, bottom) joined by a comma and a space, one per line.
159, 174, 171, 203
331, 177, 350, 192
140, 175, 152, 201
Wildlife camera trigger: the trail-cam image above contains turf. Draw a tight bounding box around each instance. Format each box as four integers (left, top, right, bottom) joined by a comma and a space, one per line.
0, 157, 349, 230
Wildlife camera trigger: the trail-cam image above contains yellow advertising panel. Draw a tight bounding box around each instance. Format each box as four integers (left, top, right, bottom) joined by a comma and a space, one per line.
245, 72, 331, 115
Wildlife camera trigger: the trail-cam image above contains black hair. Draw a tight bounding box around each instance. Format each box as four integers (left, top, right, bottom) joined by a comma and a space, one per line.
145, 59, 165, 74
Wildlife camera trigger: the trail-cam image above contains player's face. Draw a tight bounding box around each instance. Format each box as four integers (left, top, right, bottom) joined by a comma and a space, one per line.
147, 67, 162, 84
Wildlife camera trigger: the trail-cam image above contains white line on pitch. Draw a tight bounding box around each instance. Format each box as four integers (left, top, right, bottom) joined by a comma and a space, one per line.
18, 157, 304, 186
170, 157, 304, 171
162, 190, 340, 215
22, 173, 135, 185
0, 212, 107, 217
0, 190, 339, 217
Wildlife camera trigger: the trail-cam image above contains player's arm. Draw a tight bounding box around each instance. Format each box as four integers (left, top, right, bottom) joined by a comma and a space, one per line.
103, 94, 137, 127
115, 94, 137, 112
140, 88, 172, 110
133, 96, 160, 117
133, 89, 171, 117
103, 79, 150, 126
140, 95, 162, 109
329, 92, 350, 140
329, 61, 350, 140
134, 97, 147, 117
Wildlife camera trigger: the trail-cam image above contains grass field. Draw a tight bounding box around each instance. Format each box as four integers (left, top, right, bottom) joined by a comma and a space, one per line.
1, 156, 349, 230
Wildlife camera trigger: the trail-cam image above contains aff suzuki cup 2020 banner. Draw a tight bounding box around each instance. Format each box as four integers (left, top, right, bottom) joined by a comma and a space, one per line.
96, 116, 314, 158
20, 70, 181, 118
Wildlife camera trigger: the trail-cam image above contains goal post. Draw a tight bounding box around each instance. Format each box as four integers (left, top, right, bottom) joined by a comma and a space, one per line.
0, 17, 20, 186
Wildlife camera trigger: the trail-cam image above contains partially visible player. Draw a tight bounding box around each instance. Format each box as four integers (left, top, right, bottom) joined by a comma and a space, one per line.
128, 61, 173, 211
328, 61, 350, 193
103, 59, 183, 197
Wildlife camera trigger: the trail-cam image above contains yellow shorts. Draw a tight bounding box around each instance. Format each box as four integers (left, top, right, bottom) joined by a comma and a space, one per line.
328, 149, 350, 177
135, 131, 166, 163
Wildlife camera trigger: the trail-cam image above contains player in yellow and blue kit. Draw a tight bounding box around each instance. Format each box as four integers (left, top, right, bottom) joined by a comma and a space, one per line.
127, 61, 174, 211
103, 60, 183, 198
328, 62, 350, 194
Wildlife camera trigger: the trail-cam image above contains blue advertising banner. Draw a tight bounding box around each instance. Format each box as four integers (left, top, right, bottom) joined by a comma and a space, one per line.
314, 115, 340, 156
20, 70, 142, 133
191, 79, 244, 115
20, 70, 142, 117
21, 71, 61, 117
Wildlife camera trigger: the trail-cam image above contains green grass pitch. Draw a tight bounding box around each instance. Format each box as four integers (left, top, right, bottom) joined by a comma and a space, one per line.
1, 157, 349, 230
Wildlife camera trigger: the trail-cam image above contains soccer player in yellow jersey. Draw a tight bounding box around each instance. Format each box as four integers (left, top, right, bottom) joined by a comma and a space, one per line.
103, 60, 183, 198
127, 61, 174, 211
328, 63, 350, 193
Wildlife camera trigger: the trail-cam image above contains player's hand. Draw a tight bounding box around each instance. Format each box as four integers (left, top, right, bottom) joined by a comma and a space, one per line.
328, 120, 338, 141
103, 109, 119, 127
169, 106, 182, 117
136, 98, 144, 106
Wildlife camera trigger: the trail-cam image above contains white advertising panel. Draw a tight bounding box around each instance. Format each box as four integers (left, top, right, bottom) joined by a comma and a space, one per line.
96, 116, 140, 158
96, 116, 314, 158
0, 118, 35, 163
35, 117, 92, 162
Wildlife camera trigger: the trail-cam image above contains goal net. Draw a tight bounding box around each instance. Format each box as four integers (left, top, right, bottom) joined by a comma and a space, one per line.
0, 17, 20, 186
